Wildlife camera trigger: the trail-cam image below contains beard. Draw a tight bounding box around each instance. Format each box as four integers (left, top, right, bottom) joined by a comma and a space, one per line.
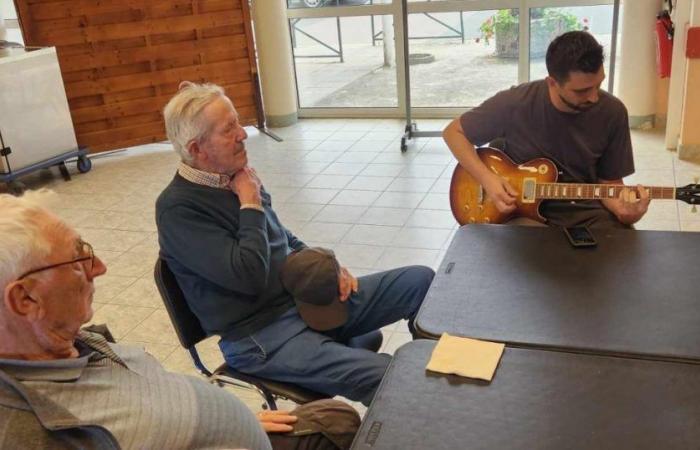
558, 93, 596, 112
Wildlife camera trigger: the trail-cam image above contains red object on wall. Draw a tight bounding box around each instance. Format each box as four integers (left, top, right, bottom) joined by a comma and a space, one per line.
687, 27, 700, 58
655, 14, 674, 78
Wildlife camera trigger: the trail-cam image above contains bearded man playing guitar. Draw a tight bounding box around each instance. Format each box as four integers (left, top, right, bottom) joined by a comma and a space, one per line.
443, 30, 650, 228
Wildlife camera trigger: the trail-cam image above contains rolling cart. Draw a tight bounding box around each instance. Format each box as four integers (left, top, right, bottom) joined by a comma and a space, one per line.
0, 134, 91, 195
399, 0, 442, 153
0, 46, 91, 195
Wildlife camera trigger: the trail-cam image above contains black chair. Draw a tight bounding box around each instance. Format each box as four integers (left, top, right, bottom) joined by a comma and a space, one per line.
154, 257, 382, 410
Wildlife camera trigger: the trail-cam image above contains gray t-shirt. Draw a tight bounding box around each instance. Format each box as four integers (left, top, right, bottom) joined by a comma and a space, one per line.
459, 80, 634, 184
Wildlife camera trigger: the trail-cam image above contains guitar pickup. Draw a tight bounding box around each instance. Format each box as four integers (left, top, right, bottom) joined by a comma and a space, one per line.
522, 178, 536, 203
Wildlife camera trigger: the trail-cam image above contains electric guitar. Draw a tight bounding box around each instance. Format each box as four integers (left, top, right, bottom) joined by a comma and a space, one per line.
449, 147, 700, 225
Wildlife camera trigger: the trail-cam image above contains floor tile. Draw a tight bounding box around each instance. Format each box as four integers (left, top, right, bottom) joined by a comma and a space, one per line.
298, 222, 353, 244
345, 176, 395, 191
93, 275, 139, 303
331, 243, 386, 269
406, 209, 456, 229
392, 227, 452, 249
313, 205, 368, 223
336, 152, 379, 163
386, 177, 436, 193
360, 164, 405, 177
306, 174, 354, 189
274, 203, 325, 222
358, 207, 413, 227
329, 190, 381, 206
418, 193, 452, 210
343, 224, 402, 246
398, 164, 446, 178
112, 277, 164, 309
89, 304, 156, 340
322, 162, 368, 176
375, 248, 442, 271
288, 188, 340, 204
373, 191, 427, 209
123, 309, 179, 345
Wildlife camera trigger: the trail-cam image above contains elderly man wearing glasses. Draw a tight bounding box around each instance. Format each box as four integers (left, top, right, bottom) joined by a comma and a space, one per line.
0, 191, 359, 450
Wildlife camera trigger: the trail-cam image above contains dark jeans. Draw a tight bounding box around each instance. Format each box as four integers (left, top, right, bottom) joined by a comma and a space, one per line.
541, 200, 631, 229
219, 266, 435, 405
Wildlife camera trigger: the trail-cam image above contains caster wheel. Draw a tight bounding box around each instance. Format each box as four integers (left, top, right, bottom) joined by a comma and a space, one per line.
77, 155, 92, 173
400, 138, 407, 153
8, 181, 26, 196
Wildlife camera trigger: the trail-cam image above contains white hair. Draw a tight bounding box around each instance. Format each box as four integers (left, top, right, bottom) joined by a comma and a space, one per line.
163, 81, 228, 163
0, 190, 61, 289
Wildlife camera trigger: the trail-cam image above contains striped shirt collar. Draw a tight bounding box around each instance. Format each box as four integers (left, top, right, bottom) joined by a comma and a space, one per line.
177, 162, 231, 189
0, 331, 128, 381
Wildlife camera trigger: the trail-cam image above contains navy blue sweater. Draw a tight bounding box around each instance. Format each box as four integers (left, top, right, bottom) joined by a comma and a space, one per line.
155, 174, 306, 340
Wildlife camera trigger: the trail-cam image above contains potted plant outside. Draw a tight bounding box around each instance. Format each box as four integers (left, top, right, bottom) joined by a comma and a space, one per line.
479, 9, 584, 58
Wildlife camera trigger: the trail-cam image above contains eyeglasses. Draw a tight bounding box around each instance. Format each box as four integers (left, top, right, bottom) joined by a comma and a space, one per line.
16, 240, 95, 281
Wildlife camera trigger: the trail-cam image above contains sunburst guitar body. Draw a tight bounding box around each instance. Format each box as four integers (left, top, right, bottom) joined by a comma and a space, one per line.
449, 147, 700, 226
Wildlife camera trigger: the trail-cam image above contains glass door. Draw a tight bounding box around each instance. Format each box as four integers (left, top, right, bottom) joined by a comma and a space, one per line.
286, 1, 401, 116
286, 0, 618, 118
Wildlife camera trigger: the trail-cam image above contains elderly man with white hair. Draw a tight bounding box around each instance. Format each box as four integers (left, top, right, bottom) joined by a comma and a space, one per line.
0, 191, 359, 450
156, 82, 435, 406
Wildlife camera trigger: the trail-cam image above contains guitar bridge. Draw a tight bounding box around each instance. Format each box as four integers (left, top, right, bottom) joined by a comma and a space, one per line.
522, 178, 537, 204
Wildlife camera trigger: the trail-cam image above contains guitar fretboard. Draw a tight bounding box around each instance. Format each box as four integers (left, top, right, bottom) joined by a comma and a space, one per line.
536, 183, 676, 200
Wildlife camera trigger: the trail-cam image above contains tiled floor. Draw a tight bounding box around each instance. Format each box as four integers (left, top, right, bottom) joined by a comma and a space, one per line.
6, 118, 699, 414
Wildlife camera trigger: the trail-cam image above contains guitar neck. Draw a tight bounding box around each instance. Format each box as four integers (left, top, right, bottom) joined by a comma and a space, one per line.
535, 183, 676, 200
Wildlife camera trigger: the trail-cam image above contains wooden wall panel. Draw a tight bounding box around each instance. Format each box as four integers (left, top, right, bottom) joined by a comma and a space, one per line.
15, 0, 260, 153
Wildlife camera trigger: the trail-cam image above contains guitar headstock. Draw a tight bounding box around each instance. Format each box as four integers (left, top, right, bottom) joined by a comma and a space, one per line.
676, 183, 700, 205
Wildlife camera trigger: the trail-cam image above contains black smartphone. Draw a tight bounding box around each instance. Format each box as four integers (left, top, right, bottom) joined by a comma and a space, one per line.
562, 225, 597, 248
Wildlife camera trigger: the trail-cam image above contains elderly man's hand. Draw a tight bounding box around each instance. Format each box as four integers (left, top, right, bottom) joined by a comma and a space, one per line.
256, 410, 297, 433
229, 167, 262, 206
338, 266, 358, 302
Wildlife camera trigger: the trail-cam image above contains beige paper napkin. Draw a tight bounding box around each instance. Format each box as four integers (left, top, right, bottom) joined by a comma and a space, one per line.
426, 333, 505, 381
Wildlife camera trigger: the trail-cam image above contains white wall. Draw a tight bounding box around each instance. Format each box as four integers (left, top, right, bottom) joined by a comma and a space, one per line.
665, 0, 693, 150
0, 0, 17, 20
617, 0, 663, 129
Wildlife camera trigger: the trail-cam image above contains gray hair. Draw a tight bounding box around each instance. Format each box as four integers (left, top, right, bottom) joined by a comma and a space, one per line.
163, 81, 227, 163
0, 190, 59, 289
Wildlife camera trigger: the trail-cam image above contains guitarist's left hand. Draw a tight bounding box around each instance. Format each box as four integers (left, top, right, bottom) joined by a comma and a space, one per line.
601, 184, 650, 225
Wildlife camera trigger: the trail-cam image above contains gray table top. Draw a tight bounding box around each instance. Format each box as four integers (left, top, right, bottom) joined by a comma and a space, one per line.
351, 340, 700, 450
415, 225, 700, 362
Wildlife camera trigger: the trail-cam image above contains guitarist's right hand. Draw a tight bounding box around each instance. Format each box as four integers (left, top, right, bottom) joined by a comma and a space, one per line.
482, 172, 518, 213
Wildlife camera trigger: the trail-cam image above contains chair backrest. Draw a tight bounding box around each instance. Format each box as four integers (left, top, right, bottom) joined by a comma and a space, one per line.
153, 258, 207, 349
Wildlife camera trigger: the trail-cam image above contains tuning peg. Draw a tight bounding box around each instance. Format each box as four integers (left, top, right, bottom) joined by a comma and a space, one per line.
692, 205, 698, 213
695, 177, 699, 185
